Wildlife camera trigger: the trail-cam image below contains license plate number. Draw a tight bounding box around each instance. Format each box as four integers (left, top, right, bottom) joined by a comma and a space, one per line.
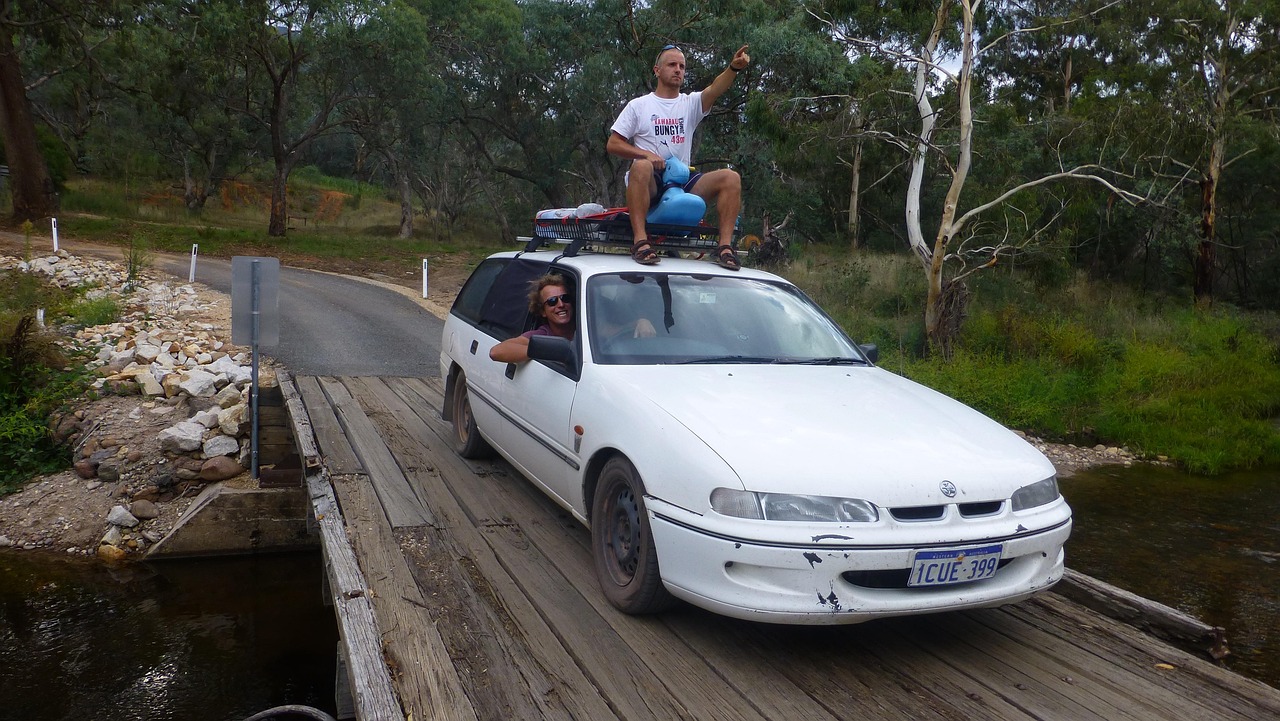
908, 544, 1003, 587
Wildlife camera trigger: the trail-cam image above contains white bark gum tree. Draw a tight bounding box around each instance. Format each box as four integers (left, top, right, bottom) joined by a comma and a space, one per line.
834, 0, 1147, 353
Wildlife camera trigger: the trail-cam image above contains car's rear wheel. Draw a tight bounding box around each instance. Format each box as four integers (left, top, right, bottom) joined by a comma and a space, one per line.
591, 455, 675, 614
450, 371, 492, 459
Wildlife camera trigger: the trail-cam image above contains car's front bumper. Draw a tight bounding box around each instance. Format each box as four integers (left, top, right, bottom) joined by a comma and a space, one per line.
648, 505, 1070, 625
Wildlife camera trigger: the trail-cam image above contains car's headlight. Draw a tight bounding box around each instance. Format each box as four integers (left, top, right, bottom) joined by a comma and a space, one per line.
1011, 476, 1060, 511
711, 488, 879, 522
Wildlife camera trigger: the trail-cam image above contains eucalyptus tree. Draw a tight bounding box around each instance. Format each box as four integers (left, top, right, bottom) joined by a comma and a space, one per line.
342, 0, 442, 237
0, 0, 133, 223
818, 0, 1148, 354
196, 0, 372, 236
101, 1, 268, 213
1124, 0, 1280, 303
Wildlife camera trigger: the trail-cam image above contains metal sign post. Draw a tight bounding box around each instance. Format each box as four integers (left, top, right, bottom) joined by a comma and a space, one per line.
422, 258, 429, 298
231, 257, 280, 480
189, 244, 198, 282
51, 218, 58, 252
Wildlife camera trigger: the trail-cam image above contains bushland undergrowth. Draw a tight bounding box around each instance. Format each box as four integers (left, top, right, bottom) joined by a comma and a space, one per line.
0, 271, 106, 493
789, 250, 1280, 474
26, 174, 1280, 475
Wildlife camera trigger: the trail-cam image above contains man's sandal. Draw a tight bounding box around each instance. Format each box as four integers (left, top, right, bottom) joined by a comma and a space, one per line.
714, 244, 741, 271
631, 240, 660, 265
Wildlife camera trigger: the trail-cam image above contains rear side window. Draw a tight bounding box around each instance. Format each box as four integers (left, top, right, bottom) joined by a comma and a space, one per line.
450, 259, 508, 325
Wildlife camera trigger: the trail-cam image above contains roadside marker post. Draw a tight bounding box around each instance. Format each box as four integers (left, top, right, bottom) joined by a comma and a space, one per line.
189, 244, 198, 282
51, 218, 58, 252
231, 257, 280, 481
422, 259, 429, 299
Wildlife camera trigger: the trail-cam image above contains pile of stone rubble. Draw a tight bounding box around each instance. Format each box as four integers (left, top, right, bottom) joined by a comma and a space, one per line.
1, 250, 268, 559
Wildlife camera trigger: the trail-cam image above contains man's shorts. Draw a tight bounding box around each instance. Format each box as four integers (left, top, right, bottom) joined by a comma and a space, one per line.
650, 172, 703, 205
627, 168, 703, 205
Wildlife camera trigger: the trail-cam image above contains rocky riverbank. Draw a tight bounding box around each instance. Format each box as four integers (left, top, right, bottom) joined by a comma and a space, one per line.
0, 248, 1148, 560
0, 250, 270, 560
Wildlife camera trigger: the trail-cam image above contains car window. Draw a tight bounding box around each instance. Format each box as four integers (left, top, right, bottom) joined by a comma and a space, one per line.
586, 273, 864, 365
451, 258, 508, 326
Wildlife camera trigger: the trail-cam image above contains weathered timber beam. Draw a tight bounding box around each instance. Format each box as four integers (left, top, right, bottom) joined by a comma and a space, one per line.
279, 368, 323, 470
1054, 568, 1229, 661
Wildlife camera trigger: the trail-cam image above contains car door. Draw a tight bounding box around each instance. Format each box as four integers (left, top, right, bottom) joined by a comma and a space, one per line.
486, 273, 582, 508
450, 258, 581, 505
496, 342, 580, 506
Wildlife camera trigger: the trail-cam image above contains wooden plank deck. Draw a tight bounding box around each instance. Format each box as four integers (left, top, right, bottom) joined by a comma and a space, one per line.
292, 375, 1280, 721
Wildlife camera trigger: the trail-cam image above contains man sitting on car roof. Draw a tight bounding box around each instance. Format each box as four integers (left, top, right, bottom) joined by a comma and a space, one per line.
607, 42, 750, 270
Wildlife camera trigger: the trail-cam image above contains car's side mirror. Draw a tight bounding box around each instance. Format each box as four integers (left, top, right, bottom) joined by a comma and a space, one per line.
527, 335, 581, 380
859, 343, 879, 364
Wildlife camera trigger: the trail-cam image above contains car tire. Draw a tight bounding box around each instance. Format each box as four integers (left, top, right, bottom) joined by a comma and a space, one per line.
591, 455, 675, 614
450, 371, 492, 459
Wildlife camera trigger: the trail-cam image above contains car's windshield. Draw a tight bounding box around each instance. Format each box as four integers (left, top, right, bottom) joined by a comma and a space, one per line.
586, 272, 865, 365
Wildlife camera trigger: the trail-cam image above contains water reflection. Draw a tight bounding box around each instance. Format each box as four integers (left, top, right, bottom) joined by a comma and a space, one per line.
0, 552, 338, 721
1061, 464, 1279, 688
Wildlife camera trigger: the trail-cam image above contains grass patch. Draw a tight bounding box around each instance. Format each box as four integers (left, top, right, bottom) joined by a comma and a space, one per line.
780, 246, 1280, 474
66, 297, 120, 327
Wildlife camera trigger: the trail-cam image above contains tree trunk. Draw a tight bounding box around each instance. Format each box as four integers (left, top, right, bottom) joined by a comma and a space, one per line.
1195, 73, 1229, 304
1195, 170, 1218, 303
269, 165, 289, 237
398, 171, 414, 239
848, 136, 862, 251
0, 27, 56, 224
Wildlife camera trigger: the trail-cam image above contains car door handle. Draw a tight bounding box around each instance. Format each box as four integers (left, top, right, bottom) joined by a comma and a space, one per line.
469, 340, 478, 355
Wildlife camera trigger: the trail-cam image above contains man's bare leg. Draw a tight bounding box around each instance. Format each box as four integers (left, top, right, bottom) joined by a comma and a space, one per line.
627, 160, 658, 241
691, 169, 743, 269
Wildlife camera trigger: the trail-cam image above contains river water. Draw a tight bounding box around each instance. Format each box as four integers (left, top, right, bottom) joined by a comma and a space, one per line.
0, 465, 1275, 720
0, 551, 338, 720
1060, 463, 1279, 688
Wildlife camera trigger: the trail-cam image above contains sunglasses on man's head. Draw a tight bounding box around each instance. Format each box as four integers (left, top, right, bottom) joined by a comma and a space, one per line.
661, 44, 680, 52
543, 294, 572, 308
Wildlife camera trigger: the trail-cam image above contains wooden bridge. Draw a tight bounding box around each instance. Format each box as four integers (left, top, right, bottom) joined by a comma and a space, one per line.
280, 372, 1280, 721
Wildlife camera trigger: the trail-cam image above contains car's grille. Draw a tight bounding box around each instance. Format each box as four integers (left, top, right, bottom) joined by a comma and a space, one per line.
843, 559, 1013, 589
890, 505, 945, 521
959, 501, 1004, 517
888, 501, 1005, 522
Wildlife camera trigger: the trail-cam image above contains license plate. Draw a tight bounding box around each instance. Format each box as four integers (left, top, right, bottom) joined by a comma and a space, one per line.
908, 544, 1003, 587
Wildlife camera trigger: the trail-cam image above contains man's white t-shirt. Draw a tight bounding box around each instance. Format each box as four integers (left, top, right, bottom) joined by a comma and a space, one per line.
610, 91, 706, 165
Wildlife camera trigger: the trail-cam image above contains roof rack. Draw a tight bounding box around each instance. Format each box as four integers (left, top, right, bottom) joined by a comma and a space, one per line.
523, 212, 737, 256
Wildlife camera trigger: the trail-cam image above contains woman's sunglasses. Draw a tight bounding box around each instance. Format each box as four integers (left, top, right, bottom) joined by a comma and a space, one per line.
543, 294, 572, 308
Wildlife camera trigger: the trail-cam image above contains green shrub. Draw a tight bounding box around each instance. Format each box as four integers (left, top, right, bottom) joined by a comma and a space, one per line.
0, 316, 88, 493
66, 297, 120, 327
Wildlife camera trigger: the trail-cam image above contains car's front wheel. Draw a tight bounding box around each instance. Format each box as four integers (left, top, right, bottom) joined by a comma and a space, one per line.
591, 455, 675, 614
450, 371, 492, 459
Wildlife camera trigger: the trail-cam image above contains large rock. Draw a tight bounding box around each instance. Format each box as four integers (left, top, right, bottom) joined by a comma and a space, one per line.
200, 455, 243, 481
105, 348, 136, 372
213, 385, 242, 409
137, 373, 165, 397
158, 421, 205, 453
134, 343, 161, 364
218, 403, 250, 437
177, 369, 219, 397
191, 408, 220, 429
97, 544, 128, 562
207, 355, 252, 385
202, 434, 240, 458
107, 505, 140, 528
130, 499, 160, 520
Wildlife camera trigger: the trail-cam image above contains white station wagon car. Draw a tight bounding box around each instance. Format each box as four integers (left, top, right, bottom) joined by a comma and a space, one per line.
440, 248, 1071, 624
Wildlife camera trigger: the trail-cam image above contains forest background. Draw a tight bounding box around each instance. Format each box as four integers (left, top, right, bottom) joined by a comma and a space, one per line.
1, 0, 1279, 483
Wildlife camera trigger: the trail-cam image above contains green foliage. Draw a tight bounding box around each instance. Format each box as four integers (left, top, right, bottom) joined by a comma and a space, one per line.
0, 315, 86, 494
784, 247, 1280, 474
66, 297, 120, 327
